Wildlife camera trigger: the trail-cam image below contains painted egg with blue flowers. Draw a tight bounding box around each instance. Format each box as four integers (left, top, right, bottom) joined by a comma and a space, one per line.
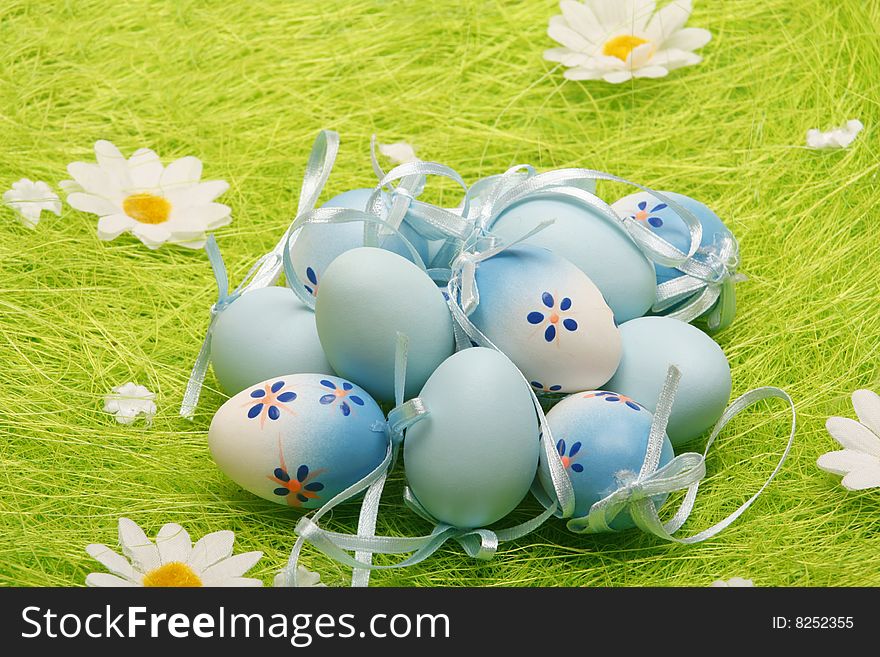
487, 193, 656, 322
605, 316, 731, 447
611, 191, 733, 285
404, 347, 540, 528
315, 247, 455, 402
210, 286, 332, 396
208, 373, 387, 509
290, 188, 430, 299
535, 390, 674, 530
467, 244, 621, 394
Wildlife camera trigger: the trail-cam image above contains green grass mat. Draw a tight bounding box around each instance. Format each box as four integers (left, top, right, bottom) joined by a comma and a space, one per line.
2, 0, 879, 587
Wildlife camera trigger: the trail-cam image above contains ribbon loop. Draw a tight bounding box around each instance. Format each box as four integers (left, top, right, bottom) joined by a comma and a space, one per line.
568, 370, 796, 543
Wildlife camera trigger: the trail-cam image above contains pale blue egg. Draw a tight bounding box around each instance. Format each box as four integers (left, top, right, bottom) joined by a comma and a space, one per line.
488, 194, 656, 322
468, 244, 621, 393
210, 286, 332, 396
605, 317, 731, 447
611, 191, 733, 285
289, 188, 430, 300
404, 348, 539, 528
536, 390, 674, 530
315, 247, 455, 402
208, 373, 387, 510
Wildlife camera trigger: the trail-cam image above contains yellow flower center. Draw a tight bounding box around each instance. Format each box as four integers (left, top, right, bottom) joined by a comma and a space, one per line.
602, 35, 649, 62
122, 193, 171, 224
142, 562, 203, 587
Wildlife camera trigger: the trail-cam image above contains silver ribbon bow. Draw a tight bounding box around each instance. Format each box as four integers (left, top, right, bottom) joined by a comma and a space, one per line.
567, 369, 797, 543
652, 234, 747, 331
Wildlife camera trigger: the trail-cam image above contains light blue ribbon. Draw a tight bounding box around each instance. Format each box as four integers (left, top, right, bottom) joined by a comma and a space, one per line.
179, 237, 278, 418
179, 130, 339, 418
566, 367, 797, 542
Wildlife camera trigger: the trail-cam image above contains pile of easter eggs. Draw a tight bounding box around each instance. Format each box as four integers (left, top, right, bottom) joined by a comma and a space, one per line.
204, 154, 740, 538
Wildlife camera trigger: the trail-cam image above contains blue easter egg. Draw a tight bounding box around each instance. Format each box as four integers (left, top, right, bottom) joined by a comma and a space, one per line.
488, 194, 656, 322
605, 316, 731, 447
536, 390, 674, 530
404, 348, 540, 528
315, 247, 455, 402
210, 286, 332, 396
468, 244, 621, 393
208, 373, 387, 510
611, 191, 733, 285
289, 188, 430, 300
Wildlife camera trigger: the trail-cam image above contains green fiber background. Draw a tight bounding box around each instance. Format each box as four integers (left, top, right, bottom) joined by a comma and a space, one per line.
1, 0, 879, 586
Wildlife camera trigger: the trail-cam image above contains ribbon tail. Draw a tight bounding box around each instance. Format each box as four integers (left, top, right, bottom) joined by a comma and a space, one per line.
179, 319, 215, 419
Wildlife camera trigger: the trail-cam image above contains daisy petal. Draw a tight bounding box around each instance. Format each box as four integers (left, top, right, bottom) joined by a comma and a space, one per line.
590, 0, 628, 33
131, 222, 173, 249
118, 518, 160, 572
67, 192, 120, 217
127, 148, 163, 190
628, 42, 654, 68
86, 544, 140, 581
171, 202, 231, 229
187, 530, 235, 571
603, 70, 634, 84
652, 48, 702, 71
628, 0, 658, 34
160, 156, 203, 191
841, 467, 880, 491
548, 21, 592, 52
559, 0, 605, 44
94, 140, 133, 189
662, 26, 711, 51
632, 65, 669, 78
97, 213, 135, 240
826, 417, 880, 456
165, 180, 229, 208
155, 523, 192, 564
199, 551, 263, 584
564, 66, 606, 81
645, 0, 693, 44
66, 162, 123, 201
817, 449, 879, 476
852, 389, 880, 438
86, 572, 138, 587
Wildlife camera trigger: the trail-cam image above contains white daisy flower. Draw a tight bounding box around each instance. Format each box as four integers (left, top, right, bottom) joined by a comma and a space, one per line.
379, 141, 418, 165
806, 119, 864, 150
544, 0, 711, 84
817, 389, 880, 491
86, 518, 263, 587
711, 577, 754, 587
103, 382, 157, 425
3, 178, 61, 228
65, 140, 231, 249
274, 564, 327, 587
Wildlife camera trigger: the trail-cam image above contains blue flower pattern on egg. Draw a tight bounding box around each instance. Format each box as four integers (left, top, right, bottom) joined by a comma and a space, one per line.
583, 390, 642, 411
246, 380, 297, 427
531, 381, 563, 393
268, 447, 325, 508
629, 200, 667, 228
526, 292, 578, 343
304, 266, 319, 297
319, 379, 365, 417
556, 438, 584, 473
